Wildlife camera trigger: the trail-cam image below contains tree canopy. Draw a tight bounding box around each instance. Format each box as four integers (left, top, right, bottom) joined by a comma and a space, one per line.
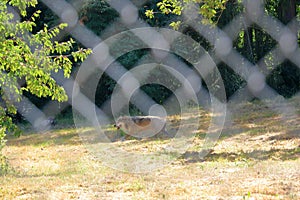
0, 0, 91, 148
145, 0, 228, 29
1, 0, 299, 133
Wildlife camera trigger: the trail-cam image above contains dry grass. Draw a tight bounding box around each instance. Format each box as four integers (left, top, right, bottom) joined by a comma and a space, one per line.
1, 98, 300, 199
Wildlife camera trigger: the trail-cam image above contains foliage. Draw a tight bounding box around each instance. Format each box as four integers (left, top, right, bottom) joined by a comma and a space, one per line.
0, 0, 91, 173
9, 0, 299, 123
267, 61, 300, 98
141, 0, 179, 27
142, 65, 182, 104
79, 0, 119, 36
217, 63, 246, 98
145, 0, 300, 99
145, 0, 228, 28
26, 1, 60, 32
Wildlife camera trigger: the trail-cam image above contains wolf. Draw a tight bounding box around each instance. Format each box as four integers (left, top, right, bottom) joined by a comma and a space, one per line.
114, 116, 169, 138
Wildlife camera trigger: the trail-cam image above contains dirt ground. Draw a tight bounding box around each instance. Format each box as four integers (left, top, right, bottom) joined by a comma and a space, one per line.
1, 98, 299, 199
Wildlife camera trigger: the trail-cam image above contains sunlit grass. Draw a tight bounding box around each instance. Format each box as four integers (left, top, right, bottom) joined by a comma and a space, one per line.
1, 98, 299, 199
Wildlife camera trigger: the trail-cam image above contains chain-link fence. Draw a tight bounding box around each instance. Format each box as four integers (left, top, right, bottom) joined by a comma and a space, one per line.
6, 0, 300, 172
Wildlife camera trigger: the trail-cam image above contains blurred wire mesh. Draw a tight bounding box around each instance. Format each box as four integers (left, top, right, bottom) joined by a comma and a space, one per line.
6, 0, 299, 139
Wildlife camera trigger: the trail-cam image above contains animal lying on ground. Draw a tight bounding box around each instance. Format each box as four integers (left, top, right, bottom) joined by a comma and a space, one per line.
114, 116, 169, 138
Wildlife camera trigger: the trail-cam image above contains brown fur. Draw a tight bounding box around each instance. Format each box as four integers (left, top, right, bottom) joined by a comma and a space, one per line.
114, 116, 169, 138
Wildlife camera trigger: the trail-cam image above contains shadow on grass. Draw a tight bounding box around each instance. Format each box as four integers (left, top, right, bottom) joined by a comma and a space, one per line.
268, 129, 300, 140
184, 125, 300, 164
6, 126, 174, 147
6, 129, 82, 147
6, 101, 299, 167
182, 147, 300, 164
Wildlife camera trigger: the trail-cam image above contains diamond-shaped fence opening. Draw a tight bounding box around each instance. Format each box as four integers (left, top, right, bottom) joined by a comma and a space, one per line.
267, 60, 300, 97
232, 26, 278, 63
4, 0, 299, 172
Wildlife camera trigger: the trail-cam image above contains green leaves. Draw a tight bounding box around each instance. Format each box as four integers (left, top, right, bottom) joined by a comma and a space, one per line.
0, 0, 91, 138
157, 0, 183, 15
145, 0, 183, 20
146, 0, 229, 28
145, 9, 155, 19
169, 21, 181, 30
72, 48, 92, 63
8, 0, 38, 16
198, 0, 227, 24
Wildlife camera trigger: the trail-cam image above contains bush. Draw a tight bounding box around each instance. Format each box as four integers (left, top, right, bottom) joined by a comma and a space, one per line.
0, 129, 9, 175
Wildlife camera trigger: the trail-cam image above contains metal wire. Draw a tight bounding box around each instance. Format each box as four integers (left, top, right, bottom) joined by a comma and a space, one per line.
5, 0, 299, 172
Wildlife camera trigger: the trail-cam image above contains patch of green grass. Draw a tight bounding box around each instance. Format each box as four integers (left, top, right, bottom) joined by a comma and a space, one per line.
0, 154, 11, 175
33, 140, 54, 148
6, 129, 81, 147
123, 180, 145, 192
